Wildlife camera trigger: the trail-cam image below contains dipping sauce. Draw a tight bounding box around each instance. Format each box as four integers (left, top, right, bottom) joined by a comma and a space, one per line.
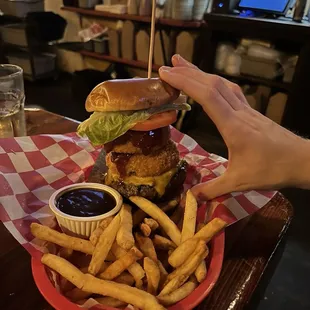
56, 188, 116, 217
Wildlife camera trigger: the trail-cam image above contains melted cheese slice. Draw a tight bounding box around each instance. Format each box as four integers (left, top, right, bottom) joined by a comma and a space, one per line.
107, 168, 177, 197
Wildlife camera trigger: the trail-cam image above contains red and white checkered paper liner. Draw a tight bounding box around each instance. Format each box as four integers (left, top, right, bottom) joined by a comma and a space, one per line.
0, 128, 275, 256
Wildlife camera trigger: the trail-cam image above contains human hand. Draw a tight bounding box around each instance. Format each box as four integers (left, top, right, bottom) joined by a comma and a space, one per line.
159, 55, 310, 200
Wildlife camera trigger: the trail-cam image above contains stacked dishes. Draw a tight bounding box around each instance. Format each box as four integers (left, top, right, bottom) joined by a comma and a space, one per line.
172, 0, 194, 20
192, 0, 209, 20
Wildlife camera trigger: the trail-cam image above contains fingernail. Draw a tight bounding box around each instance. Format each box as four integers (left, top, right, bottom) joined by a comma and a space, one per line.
159, 66, 172, 73
174, 54, 186, 63
173, 54, 181, 61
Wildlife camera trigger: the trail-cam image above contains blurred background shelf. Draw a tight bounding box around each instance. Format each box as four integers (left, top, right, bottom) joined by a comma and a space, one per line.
61, 6, 205, 28
80, 50, 161, 71
23, 71, 58, 81
216, 71, 291, 92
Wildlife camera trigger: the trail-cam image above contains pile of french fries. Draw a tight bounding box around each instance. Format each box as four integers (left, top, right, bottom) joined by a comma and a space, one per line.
31, 190, 227, 310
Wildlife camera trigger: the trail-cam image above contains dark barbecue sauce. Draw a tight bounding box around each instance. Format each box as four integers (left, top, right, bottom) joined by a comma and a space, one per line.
104, 126, 171, 155
56, 188, 116, 217
111, 153, 131, 178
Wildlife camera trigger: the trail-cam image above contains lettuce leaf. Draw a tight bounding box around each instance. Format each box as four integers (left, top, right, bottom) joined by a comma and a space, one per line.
77, 102, 191, 145
77, 110, 151, 146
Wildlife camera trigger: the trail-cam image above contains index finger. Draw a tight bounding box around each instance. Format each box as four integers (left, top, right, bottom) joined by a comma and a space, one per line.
159, 66, 234, 126
171, 55, 249, 107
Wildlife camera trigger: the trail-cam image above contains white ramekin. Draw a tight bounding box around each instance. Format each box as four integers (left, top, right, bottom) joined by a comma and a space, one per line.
49, 183, 123, 238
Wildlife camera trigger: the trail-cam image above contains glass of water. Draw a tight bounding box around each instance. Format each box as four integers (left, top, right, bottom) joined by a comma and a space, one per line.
0, 64, 26, 138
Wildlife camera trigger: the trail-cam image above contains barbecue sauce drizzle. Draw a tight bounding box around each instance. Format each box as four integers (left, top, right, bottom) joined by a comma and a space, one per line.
106, 127, 170, 177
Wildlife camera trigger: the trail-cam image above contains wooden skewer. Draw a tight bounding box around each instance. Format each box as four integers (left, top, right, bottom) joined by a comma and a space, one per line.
148, 0, 157, 79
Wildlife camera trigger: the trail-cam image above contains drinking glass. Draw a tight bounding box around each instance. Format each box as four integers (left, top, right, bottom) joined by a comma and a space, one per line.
0, 64, 26, 138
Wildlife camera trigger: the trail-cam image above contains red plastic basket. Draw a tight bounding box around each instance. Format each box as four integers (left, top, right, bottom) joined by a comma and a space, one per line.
32, 231, 224, 310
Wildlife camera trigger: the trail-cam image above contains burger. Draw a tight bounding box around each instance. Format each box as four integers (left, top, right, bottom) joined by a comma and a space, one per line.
77, 78, 191, 202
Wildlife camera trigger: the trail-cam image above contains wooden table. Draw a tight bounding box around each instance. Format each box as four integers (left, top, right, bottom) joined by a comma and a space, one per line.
0, 109, 294, 310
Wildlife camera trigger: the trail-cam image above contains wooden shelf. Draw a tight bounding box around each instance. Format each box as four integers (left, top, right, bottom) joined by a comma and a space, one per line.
205, 13, 310, 42
62, 6, 204, 28
80, 50, 161, 71
216, 71, 291, 91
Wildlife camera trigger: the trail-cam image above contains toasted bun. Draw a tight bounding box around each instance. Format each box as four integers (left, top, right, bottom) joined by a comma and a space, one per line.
86, 78, 180, 112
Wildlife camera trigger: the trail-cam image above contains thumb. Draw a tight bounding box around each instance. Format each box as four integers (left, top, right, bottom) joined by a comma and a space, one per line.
191, 174, 235, 201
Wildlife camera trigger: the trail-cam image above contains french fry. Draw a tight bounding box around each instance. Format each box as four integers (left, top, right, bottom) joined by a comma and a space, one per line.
31, 223, 94, 255
41, 254, 85, 292
144, 218, 159, 231
157, 260, 168, 290
153, 235, 176, 251
158, 260, 168, 277
144, 257, 160, 295
196, 222, 204, 232
98, 261, 111, 274
161, 199, 179, 213
195, 223, 207, 283
169, 218, 227, 268
100, 216, 115, 229
167, 240, 208, 282
84, 273, 165, 310
116, 204, 135, 250
195, 259, 207, 283
165, 254, 203, 295
133, 209, 147, 226
42, 254, 165, 310
111, 243, 145, 288
141, 218, 160, 236
157, 277, 198, 306
158, 275, 188, 297
89, 214, 121, 275
135, 233, 157, 262
160, 241, 207, 296
90, 216, 114, 245
181, 190, 197, 243
98, 247, 143, 280
114, 272, 135, 286
130, 196, 181, 245
134, 277, 144, 290
140, 223, 152, 237
168, 238, 199, 268
195, 218, 227, 241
